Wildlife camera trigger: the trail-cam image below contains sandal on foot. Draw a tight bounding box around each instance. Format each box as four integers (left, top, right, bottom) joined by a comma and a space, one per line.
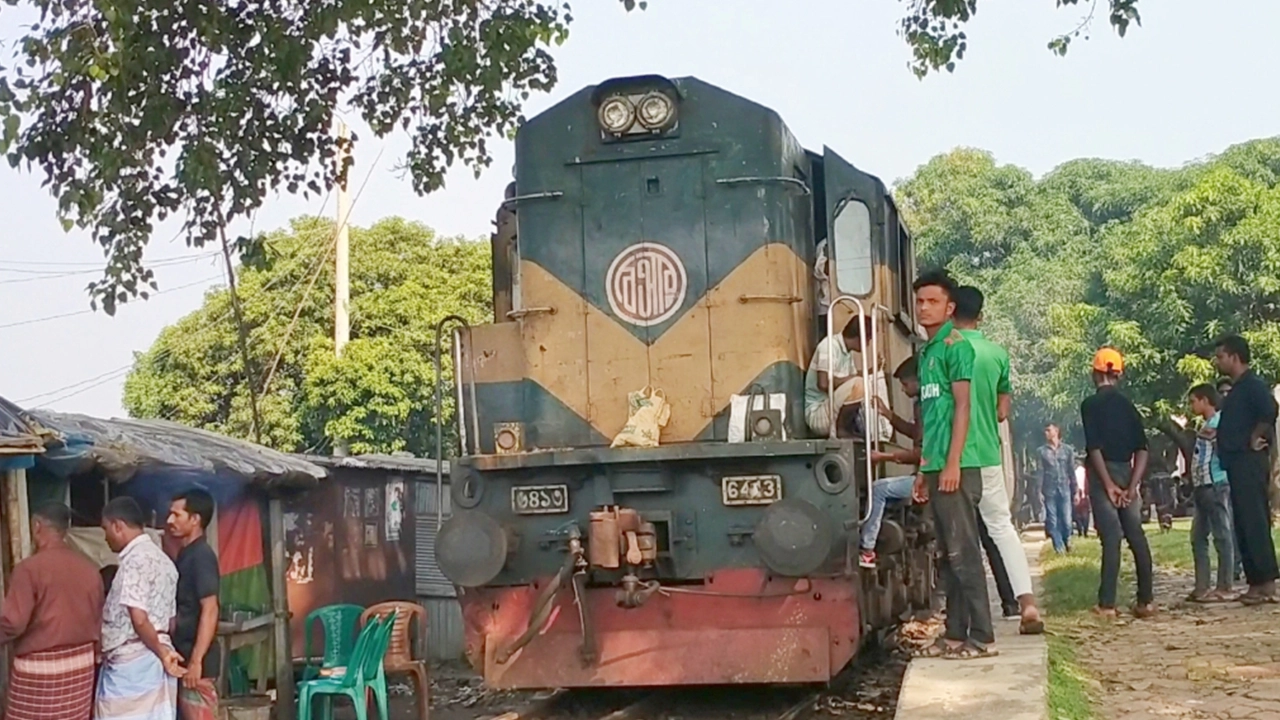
942, 642, 999, 660
1019, 618, 1045, 635
1240, 593, 1279, 606
1091, 606, 1118, 618
1186, 591, 1210, 603
912, 639, 948, 658
1202, 590, 1234, 603
1132, 603, 1157, 619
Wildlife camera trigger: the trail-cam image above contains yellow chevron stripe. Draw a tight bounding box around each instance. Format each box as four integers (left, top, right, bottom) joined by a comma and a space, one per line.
515, 243, 814, 441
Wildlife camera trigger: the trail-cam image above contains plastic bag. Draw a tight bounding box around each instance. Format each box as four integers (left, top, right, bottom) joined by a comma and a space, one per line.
610, 387, 671, 449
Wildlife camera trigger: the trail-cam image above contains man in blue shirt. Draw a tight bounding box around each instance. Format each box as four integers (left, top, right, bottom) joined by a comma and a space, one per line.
1187, 384, 1235, 602
1037, 424, 1076, 554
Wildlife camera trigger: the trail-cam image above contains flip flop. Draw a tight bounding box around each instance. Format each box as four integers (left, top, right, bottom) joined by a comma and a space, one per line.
911, 639, 948, 658
1239, 593, 1280, 606
942, 641, 999, 660
1019, 618, 1045, 635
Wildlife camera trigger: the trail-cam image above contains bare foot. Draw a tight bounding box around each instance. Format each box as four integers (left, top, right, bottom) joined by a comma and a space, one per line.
1092, 606, 1118, 618
1133, 603, 1157, 619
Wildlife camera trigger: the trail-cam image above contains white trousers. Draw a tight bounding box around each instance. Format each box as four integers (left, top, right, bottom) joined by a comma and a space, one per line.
980, 465, 1034, 598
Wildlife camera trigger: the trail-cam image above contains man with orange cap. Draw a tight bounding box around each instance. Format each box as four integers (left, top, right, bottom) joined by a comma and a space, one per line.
1080, 347, 1156, 618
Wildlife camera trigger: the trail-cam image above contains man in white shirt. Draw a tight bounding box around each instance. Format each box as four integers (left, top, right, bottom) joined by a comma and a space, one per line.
96, 497, 182, 720
804, 316, 891, 439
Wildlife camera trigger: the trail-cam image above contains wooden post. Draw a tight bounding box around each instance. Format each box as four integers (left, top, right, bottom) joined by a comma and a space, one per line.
268, 497, 294, 714
4, 469, 31, 565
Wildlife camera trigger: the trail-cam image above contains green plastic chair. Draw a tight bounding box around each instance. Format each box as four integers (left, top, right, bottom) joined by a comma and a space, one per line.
301, 604, 366, 681
296, 613, 396, 720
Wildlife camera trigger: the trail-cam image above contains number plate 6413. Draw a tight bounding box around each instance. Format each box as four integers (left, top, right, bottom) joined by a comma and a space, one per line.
721, 475, 782, 506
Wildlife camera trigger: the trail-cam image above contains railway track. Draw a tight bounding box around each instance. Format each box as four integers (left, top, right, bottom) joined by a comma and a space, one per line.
478, 641, 908, 720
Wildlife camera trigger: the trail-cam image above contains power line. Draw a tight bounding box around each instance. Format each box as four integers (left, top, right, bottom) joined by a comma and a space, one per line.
0, 274, 224, 330
18, 187, 343, 415
0, 251, 220, 269
0, 252, 220, 284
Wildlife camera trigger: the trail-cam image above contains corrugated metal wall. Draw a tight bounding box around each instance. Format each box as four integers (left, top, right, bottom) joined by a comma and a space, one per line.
414, 479, 464, 660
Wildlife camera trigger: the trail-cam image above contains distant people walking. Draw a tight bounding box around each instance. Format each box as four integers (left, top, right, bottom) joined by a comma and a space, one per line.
1080, 347, 1155, 618
1072, 464, 1091, 537
0, 503, 104, 720
1037, 424, 1076, 553
1185, 384, 1235, 603
1213, 335, 1279, 604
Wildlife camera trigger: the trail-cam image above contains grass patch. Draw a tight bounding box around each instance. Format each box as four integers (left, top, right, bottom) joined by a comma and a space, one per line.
1047, 635, 1094, 720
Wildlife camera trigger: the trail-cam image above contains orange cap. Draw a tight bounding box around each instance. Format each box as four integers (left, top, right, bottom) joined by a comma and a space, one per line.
1092, 347, 1124, 374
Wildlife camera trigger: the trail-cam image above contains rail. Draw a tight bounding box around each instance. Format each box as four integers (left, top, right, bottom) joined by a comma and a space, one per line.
433, 315, 478, 530
826, 295, 875, 523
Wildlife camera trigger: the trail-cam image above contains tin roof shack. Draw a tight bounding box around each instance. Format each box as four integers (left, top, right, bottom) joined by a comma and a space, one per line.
292, 454, 461, 660
0, 397, 326, 711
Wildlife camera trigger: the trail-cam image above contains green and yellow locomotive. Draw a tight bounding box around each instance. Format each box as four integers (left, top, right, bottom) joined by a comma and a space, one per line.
434, 74, 933, 688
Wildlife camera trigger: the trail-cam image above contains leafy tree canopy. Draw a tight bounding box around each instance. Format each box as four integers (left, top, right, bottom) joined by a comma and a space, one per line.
0, 0, 1143, 314
122, 216, 490, 456
896, 137, 1280, 457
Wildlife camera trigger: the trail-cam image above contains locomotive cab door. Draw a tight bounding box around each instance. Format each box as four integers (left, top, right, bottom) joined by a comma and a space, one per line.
821, 146, 880, 315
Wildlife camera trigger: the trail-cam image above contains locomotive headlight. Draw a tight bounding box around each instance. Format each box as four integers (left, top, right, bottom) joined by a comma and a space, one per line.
636, 92, 675, 130
598, 95, 635, 134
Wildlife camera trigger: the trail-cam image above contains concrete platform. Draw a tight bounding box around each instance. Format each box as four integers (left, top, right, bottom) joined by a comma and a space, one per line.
894, 536, 1048, 720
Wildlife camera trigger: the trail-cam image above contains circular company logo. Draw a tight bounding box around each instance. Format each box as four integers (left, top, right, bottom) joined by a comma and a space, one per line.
605, 242, 688, 327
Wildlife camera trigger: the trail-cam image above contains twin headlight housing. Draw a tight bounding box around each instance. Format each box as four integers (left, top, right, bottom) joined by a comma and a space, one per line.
597, 91, 678, 138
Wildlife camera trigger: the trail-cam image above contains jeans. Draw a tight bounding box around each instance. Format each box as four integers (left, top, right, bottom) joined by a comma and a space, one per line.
1089, 461, 1154, 608
927, 468, 994, 646
1191, 483, 1235, 593
1042, 485, 1073, 553
1224, 451, 1280, 586
977, 466, 1033, 599
859, 475, 915, 550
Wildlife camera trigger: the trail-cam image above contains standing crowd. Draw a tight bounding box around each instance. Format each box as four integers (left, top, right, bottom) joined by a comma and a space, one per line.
810, 267, 1280, 660
0, 490, 222, 720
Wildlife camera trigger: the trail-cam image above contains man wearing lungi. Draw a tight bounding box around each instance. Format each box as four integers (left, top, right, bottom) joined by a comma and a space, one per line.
96, 497, 182, 720
0, 503, 104, 720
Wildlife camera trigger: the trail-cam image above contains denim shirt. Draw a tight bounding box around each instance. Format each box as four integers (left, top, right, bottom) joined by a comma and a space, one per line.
1038, 442, 1076, 498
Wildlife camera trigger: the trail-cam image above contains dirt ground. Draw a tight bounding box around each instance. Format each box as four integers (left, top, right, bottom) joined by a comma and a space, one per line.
1066, 571, 1280, 720
328, 639, 919, 720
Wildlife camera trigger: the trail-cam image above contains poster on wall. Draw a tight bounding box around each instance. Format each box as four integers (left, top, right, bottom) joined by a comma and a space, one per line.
364, 488, 380, 517
343, 488, 361, 518
385, 479, 405, 542
364, 523, 378, 548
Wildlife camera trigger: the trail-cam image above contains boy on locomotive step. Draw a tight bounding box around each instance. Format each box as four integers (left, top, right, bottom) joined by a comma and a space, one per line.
1081, 347, 1155, 618
951, 285, 1044, 634
910, 269, 995, 660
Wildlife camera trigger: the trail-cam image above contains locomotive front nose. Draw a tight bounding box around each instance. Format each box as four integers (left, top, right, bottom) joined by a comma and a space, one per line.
436, 510, 509, 587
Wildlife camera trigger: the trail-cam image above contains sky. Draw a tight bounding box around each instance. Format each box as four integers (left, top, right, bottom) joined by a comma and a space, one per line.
2, 0, 1278, 418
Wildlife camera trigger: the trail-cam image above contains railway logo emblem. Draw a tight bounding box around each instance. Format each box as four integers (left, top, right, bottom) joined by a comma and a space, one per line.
605, 242, 687, 327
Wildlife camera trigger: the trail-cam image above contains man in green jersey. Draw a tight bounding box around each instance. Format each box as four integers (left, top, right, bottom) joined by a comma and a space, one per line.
910, 270, 995, 660
953, 285, 1043, 635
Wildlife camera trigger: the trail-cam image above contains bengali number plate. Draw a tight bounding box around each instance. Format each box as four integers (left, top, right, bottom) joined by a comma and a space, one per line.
511, 485, 569, 515
721, 475, 783, 506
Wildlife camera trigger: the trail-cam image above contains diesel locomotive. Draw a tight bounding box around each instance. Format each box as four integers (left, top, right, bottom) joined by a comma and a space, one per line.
433, 74, 935, 689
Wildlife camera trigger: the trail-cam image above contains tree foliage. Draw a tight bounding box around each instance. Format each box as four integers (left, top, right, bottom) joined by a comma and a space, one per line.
122, 217, 491, 456
896, 137, 1280, 456
900, 0, 1143, 77
0, 0, 1144, 314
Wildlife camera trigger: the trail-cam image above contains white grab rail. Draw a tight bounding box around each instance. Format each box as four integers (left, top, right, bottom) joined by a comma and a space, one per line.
826, 296, 874, 522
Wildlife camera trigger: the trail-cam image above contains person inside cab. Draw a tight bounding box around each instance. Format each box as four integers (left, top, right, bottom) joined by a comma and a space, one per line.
804, 315, 891, 440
